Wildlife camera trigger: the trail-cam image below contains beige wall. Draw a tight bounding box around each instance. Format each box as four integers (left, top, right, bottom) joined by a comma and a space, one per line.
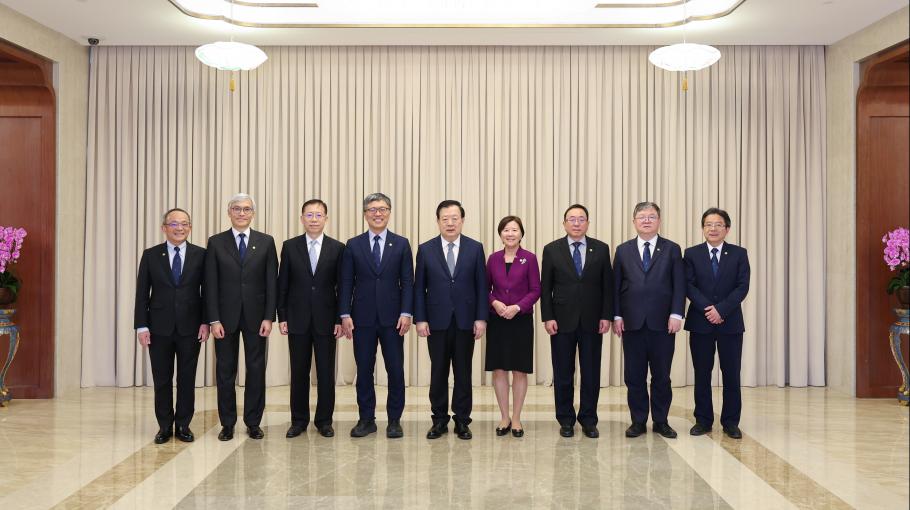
0, 4, 88, 396
826, 6, 909, 396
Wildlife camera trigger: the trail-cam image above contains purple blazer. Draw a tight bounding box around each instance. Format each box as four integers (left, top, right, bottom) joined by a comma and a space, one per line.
486, 247, 541, 315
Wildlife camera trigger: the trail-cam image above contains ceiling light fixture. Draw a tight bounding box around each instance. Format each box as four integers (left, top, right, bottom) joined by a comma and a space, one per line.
648, 1, 721, 81
195, 0, 267, 77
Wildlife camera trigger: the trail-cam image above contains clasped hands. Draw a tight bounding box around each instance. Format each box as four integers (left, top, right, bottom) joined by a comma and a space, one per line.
491, 300, 520, 320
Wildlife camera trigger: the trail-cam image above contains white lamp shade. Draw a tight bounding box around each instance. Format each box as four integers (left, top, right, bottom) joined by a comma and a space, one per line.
195, 41, 268, 71
648, 43, 721, 72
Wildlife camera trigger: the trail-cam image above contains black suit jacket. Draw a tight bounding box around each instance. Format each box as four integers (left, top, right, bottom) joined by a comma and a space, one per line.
683, 242, 750, 334
134, 242, 206, 337
540, 236, 614, 334
277, 234, 345, 336
414, 235, 489, 330
613, 236, 686, 331
205, 229, 278, 334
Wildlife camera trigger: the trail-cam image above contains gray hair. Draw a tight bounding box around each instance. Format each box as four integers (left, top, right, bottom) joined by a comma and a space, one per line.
632, 201, 661, 218
362, 192, 392, 211
228, 193, 256, 212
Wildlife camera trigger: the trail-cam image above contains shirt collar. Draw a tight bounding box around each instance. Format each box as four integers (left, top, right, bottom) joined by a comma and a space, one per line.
166, 241, 187, 252
441, 235, 461, 248
566, 236, 587, 247
367, 228, 388, 242
306, 233, 325, 245
707, 241, 725, 254
637, 235, 659, 249
232, 227, 250, 238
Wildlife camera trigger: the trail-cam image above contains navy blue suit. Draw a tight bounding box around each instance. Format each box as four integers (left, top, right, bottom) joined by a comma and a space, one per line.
613, 236, 685, 426
684, 242, 750, 428
414, 235, 488, 425
339, 230, 414, 421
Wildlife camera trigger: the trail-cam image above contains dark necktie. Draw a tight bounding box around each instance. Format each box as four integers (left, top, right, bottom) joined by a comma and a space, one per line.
372, 235, 382, 269
642, 241, 652, 272
172, 246, 182, 284
572, 241, 583, 277
238, 233, 247, 261
711, 247, 719, 277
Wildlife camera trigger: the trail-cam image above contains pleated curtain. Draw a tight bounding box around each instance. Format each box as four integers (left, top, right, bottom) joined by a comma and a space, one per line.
81, 45, 826, 389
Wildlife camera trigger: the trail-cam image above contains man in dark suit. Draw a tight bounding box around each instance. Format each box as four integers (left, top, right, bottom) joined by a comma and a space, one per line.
277, 199, 346, 439
339, 192, 413, 439
134, 208, 208, 444
684, 208, 750, 439
415, 200, 488, 440
206, 193, 278, 441
540, 204, 614, 439
612, 201, 686, 439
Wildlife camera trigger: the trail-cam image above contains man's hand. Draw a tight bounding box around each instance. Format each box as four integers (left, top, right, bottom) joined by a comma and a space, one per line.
259, 320, 273, 337
612, 319, 624, 337
545, 320, 559, 336
416, 321, 431, 337
598, 319, 612, 335
197, 324, 210, 343
501, 305, 520, 320
138, 331, 151, 347
397, 315, 412, 336
704, 305, 723, 325
333, 324, 345, 339
473, 320, 487, 340
667, 317, 682, 334
279, 321, 289, 335
212, 322, 225, 339
341, 317, 354, 339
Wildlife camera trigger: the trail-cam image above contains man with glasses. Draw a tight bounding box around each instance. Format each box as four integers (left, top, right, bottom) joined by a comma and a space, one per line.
339, 193, 414, 439
540, 204, 614, 438
134, 208, 208, 444
277, 199, 346, 439
683, 208, 750, 439
612, 202, 685, 439
205, 193, 278, 441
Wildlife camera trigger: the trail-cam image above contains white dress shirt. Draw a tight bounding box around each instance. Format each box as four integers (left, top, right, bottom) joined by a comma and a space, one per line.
566, 236, 587, 268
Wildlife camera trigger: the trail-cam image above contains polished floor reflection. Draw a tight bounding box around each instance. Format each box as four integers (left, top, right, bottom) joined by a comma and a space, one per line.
0, 386, 906, 509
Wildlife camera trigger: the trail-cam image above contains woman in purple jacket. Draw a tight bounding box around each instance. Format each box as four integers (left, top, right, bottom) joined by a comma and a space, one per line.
486, 216, 541, 437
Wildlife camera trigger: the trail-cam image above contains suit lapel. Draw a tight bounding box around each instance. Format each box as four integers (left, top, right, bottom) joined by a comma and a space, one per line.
157, 244, 175, 287
432, 237, 452, 278
560, 238, 582, 280
295, 236, 314, 277
360, 233, 379, 275
580, 240, 595, 279
714, 244, 732, 281
178, 244, 196, 285
647, 237, 664, 270
225, 230, 242, 267
377, 232, 396, 275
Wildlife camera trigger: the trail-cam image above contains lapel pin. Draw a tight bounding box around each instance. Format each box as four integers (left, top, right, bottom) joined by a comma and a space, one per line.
252, 246, 257, 250
656, 248, 661, 252
724, 251, 728, 255
162, 253, 166, 256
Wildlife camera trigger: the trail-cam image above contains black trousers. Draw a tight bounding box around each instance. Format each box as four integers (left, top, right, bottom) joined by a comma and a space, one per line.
353, 325, 405, 420
149, 333, 201, 429
622, 327, 676, 425
288, 327, 336, 427
215, 315, 268, 427
427, 322, 475, 425
550, 330, 603, 427
690, 332, 743, 428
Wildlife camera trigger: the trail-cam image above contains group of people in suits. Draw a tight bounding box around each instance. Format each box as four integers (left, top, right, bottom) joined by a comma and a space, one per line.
134, 193, 749, 444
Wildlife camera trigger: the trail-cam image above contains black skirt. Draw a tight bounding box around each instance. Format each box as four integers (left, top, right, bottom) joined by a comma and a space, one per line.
485, 313, 534, 373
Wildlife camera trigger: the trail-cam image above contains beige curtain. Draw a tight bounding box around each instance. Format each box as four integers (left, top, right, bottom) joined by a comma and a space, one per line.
81, 45, 826, 389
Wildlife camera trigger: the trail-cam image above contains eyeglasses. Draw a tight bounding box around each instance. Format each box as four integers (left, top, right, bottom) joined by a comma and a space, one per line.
703, 222, 727, 229
230, 206, 254, 214
635, 215, 659, 222
304, 213, 325, 220
365, 207, 391, 215
165, 222, 191, 229
565, 217, 588, 225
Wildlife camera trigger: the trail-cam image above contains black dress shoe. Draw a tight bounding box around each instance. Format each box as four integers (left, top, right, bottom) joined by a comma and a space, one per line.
350, 419, 377, 438
286, 424, 306, 438
653, 422, 678, 439
426, 422, 448, 439
218, 426, 234, 441
247, 425, 265, 439
495, 421, 512, 436
175, 426, 194, 443
454, 422, 472, 440
386, 420, 403, 439
689, 423, 712, 436
625, 422, 646, 438
723, 426, 743, 439
581, 425, 600, 438
317, 424, 335, 438
154, 427, 173, 444
512, 428, 524, 438
559, 425, 575, 437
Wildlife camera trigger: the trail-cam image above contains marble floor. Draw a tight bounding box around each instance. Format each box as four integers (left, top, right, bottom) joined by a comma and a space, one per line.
0, 385, 906, 510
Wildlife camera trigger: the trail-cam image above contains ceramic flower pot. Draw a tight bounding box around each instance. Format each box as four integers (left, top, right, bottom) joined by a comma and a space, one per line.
898, 286, 910, 310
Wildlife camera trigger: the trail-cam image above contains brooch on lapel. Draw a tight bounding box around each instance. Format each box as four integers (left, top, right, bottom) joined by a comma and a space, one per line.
519, 258, 527, 265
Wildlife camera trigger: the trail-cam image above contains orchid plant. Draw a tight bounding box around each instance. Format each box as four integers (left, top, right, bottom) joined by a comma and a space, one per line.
0, 226, 27, 299
883, 227, 910, 294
